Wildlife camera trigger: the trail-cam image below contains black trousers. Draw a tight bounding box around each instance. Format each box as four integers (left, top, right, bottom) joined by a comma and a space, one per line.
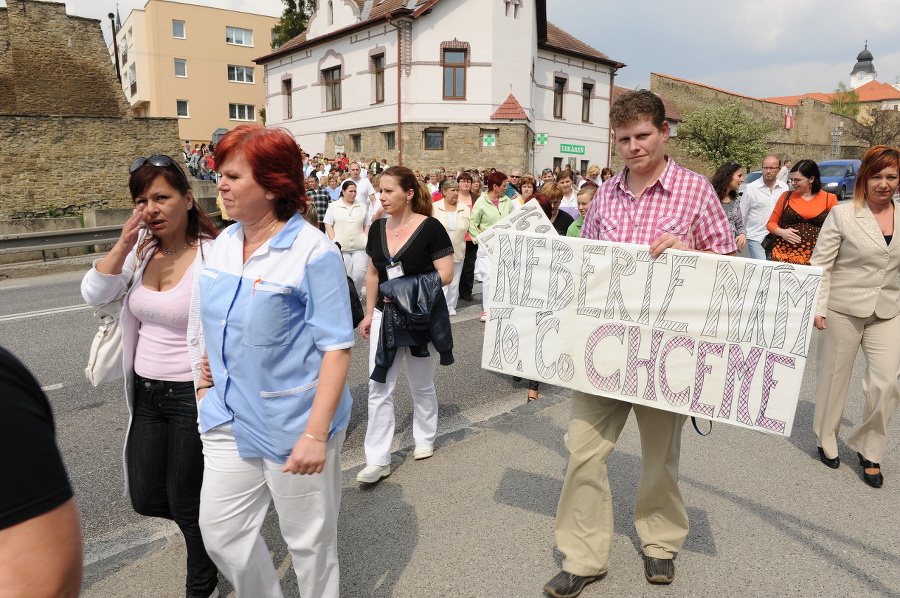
128, 375, 218, 598
458, 240, 478, 300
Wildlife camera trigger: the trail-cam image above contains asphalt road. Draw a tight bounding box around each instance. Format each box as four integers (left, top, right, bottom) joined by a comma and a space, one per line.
3, 268, 899, 597
0, 268, 524, 579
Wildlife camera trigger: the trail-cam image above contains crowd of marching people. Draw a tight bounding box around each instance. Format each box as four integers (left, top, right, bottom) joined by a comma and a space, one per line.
37, 91, 895, 598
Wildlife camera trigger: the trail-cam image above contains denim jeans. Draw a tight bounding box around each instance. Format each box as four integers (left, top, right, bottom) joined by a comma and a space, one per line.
128, 375, 218, 598
746, 238, 771, 261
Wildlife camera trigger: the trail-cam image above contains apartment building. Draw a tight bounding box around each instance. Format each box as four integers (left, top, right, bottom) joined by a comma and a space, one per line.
110, 0, 277, 143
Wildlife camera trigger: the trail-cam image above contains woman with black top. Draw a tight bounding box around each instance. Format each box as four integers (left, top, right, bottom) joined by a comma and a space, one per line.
540, 181, 575, 236
357, 166, 454, 484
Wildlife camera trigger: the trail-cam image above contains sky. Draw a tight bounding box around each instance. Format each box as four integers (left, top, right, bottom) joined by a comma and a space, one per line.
34, 0, 900, 100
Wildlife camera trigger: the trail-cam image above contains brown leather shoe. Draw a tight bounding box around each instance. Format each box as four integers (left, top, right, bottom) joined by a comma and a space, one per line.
643, 555, 675, 584
543, 570, 604, 598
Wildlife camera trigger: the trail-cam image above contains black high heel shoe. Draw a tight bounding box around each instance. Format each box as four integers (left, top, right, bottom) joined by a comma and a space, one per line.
817, 447, 840, 469
857, 452, 883, 488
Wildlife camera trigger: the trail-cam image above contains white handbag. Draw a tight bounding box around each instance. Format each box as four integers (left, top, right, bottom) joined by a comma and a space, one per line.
84, 298, 125, 387
84, 264, 135, 387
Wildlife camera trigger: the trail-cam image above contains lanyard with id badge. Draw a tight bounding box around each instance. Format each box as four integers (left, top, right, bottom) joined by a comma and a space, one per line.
386, 257, 404, 280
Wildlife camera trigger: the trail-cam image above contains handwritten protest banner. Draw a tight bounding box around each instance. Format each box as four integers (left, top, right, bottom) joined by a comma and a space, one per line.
479, 205, 822, 437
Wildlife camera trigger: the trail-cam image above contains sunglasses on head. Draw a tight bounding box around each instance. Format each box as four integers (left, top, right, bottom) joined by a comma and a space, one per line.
129, 155, 188, 182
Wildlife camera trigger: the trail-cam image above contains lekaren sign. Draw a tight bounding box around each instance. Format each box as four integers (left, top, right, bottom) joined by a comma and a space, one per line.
479, 203, 822, 437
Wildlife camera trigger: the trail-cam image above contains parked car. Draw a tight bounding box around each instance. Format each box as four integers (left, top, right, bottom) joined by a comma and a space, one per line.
737, 170, 762, 198
817, 159, 861, 201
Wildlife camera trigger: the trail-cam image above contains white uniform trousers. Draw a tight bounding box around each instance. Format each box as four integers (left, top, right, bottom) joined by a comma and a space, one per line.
199, 424, 344, 598
364, 309, 439, 466
442, 261, 464, 314
475, 244, 491, 312
342, 249, 368, 295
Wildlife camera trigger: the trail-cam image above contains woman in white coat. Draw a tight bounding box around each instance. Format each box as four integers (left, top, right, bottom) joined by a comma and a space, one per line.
81, 156, 220, 598
811, 145, 900, 488
432, 178, 470, 315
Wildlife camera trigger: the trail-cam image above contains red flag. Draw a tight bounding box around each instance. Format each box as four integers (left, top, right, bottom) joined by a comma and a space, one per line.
784, 107, 794, 130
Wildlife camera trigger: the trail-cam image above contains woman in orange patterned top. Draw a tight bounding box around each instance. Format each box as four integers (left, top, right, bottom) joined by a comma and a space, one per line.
766, 159, 838, 264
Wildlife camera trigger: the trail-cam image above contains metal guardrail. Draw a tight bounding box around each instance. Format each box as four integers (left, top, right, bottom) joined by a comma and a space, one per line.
0, 225, 121, 256
0, 212, 222, 257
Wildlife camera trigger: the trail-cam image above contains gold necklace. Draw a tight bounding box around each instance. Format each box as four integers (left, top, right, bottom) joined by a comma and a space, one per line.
390, 215, 415, 237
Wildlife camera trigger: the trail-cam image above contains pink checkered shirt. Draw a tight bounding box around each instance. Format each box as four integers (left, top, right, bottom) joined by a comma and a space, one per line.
581, 157, 737, 254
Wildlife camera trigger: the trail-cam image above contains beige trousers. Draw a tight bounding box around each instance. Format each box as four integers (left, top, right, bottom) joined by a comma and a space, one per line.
554, 391, 689, 577
814, 309, 900, 463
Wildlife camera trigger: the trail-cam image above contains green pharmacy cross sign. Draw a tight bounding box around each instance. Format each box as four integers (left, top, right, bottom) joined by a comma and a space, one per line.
535, 133, 549, 145
482, 134, 497, 147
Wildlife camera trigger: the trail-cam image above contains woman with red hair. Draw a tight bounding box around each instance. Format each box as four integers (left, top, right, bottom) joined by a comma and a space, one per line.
195, 125, 354, 596
811, 145, 900, 488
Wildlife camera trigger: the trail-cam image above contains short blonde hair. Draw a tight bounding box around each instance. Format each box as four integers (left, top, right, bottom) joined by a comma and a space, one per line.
541, 181, 563, 201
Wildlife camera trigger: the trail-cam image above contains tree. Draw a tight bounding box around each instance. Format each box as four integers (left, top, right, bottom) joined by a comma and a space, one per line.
677, 101, 776, 170
830, 82, 860, 119
271, 0, 316, 49
845, 108, 900, 147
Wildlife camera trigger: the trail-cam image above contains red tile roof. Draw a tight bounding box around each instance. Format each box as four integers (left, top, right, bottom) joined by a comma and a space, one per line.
491, 93, 528, 120
847, 80, 900, 102
613, 85, 683, 122
543, 22, 612, 62
763, 81, 900, 106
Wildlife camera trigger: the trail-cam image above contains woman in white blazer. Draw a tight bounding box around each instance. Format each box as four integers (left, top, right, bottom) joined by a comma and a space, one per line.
433, 178, 471, 315
81, 156, 220, 597
810, 145, 900, 488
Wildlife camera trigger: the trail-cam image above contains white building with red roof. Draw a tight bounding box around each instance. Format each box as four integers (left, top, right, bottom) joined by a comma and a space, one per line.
254, 0, 624, 174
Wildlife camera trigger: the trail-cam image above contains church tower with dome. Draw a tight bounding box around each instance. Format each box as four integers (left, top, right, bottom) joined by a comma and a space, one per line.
850, 42, 877, 89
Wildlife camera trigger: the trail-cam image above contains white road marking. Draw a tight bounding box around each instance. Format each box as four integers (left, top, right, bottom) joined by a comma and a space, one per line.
0, 304, 91, 322
41, 383, 63, 392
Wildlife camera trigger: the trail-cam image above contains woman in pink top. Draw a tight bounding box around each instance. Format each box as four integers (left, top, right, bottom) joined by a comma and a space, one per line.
81, 156, 220, 598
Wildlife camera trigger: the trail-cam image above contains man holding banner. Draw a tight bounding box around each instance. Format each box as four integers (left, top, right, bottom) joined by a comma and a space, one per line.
544, 90, 737, 598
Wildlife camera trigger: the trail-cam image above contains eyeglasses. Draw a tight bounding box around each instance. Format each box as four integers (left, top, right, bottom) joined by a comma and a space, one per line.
129, 155, 188, 182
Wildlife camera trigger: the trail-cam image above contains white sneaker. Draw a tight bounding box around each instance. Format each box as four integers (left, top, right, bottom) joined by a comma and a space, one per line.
480, 311, 488, 322
448, 309, 457, 316
413, 445, 434, 460
356, 464, 390, 483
